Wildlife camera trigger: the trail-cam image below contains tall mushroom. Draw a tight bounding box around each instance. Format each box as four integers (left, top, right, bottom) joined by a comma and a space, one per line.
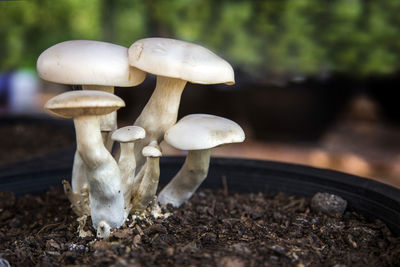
44, 90, 126, 236
37, 40, 146, 197
158, 114, 245, 207
128, 37, 235, 171
111, 125, 146, 215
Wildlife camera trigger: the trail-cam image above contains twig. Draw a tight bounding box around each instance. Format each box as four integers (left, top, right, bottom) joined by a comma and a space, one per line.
36, 223, 61, 236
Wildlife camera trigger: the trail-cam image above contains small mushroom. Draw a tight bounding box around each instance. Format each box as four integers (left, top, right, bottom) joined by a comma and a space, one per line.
132, 141, 162, 213
128, 37, 234, 172
111, 126, 146, 215
45, 90, 126, 234
37, 40, 146, 196
158, 114, 245, 207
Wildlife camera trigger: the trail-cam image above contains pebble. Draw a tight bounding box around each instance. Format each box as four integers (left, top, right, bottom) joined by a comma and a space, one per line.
311, 192, 347, 217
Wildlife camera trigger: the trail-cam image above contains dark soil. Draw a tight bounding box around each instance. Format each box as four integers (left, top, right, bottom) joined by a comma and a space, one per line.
0, 188, 399, 267
0, 123, 74, 165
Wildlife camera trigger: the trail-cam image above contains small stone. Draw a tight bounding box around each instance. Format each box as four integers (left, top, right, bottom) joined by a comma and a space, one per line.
311, 192, 347, 217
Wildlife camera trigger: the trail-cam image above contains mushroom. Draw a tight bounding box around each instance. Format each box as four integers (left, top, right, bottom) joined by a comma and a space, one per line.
111, 125, 146, 215
128, 37, 235, 171
132, 141, 162, 213
44, 90, 126, 235
158, 114, 245, 207
37, 40, 146, 198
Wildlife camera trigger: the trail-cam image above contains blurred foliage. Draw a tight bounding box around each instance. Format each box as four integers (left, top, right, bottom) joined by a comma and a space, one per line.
1, 0, 400, 78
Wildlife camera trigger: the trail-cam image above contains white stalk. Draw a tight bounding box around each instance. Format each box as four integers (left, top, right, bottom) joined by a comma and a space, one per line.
73, 115, 125, 232
71, 151, 88, 193
131, 163, 145, 198
63, 152, 89, 217
67, 85, 116, 215
82, 85, 117, 151
118, 142, 136, 215
132, 143, 162, 213
158, 149, 211, 207
133, 76, 187, 171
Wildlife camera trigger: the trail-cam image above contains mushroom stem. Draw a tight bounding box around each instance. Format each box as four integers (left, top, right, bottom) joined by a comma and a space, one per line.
82, 85, 116, 151
73, 115, 125, 229
120, 142, 136, 185
118, 142, 136, 215
71, 151, 88, 194
132, 143, 162, 213
133, 76, 187, 170
158, 149, 211, 207
69, 86, 115, 203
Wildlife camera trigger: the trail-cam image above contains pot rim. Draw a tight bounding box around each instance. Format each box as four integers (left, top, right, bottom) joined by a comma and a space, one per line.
0, 154, 399, 235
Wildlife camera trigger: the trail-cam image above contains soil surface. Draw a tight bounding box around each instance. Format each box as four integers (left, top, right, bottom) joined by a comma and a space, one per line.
0, 123, 74, 165
0, 188, 399, 267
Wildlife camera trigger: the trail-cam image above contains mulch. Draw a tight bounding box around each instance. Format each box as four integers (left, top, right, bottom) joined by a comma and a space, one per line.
1, 187, 399, 266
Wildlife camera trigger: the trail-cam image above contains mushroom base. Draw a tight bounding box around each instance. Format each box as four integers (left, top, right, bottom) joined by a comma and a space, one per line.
158, 149, 211, 207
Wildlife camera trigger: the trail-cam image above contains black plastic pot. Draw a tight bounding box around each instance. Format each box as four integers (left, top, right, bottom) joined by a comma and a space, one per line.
0, 155, 400, 235
0, 113, 74, 133
0, 113, 75, 167
0, 154, 399, 236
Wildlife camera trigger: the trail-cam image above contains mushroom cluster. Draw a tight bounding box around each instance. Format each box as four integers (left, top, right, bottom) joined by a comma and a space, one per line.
37, 38, 245, 238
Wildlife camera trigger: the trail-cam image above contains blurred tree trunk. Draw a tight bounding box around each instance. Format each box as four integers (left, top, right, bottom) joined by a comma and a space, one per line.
101, 0, 116, 42
145, 0, 171, 37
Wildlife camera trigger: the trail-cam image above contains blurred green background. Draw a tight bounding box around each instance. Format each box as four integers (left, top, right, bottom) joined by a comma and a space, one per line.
2, 0, 400, 186
1, 0, 400, 78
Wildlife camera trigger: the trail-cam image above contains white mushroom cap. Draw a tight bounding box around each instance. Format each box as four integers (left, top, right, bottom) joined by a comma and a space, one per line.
142, 144, 162, 158
111, 126, 146, 143
37, 40, 146, 86
128, 38, 234, 85
164, 114, 245, 150
44, 90, 125, 118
